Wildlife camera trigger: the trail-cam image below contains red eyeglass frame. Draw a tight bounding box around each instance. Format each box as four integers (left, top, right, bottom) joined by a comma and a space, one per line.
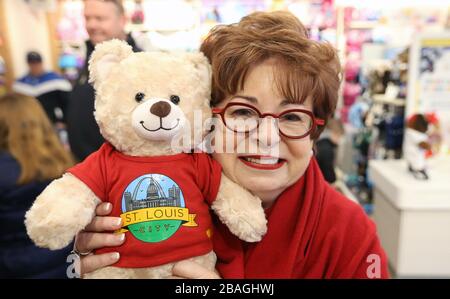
212, 102, 325, 139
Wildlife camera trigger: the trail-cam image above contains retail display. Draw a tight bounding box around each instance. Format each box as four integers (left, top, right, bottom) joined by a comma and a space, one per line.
370, 157, 450, 278
407, 33, 450, 155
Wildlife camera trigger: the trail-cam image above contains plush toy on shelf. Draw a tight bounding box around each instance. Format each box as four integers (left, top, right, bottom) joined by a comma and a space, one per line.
403, 114, 431, 180
424, 112, 442, 158
25, 40, 267, 278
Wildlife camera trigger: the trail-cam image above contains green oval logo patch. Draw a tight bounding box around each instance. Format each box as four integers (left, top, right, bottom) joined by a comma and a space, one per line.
121, 174, 194, 243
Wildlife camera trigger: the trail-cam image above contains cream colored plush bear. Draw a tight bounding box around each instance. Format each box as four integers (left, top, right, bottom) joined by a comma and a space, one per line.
25, 40, 267, 279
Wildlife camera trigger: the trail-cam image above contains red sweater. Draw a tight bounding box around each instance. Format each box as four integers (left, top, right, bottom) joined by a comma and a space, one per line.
213, 158, 389, 278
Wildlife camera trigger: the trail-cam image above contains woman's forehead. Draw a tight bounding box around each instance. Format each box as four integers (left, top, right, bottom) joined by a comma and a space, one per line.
237, 60, 313, 108
224, 93, 313, 111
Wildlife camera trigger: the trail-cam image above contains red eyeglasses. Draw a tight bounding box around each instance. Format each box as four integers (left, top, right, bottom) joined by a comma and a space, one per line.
212, 102, 324, 139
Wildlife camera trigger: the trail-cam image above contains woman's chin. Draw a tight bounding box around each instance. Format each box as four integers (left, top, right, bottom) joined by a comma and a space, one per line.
236, 174, 287, 197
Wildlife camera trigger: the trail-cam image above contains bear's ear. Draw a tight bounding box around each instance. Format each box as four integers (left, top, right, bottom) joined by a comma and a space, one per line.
184, 52, 212, 88
88, 39, 133, 87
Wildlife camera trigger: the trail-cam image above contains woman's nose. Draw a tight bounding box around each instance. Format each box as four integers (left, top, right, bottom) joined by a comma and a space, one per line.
254, 117, 281, 148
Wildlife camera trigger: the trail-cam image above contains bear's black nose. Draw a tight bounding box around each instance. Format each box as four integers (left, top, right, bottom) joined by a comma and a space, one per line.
150, 101, 171, 118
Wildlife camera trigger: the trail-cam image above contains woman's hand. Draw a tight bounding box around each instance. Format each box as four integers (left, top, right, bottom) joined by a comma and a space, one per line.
172, 260, 221, 279
75, 202, 125, 276
76, 202, 220, 278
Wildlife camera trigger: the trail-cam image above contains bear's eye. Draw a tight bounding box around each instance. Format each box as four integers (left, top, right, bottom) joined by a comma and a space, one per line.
170, 95, 180, 105
135, 92, 145, 102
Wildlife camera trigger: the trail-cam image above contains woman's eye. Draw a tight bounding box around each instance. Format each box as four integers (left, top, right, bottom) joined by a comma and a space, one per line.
135, 92, 145, 102
232, 109, 255, 117
282, 113, 302, 122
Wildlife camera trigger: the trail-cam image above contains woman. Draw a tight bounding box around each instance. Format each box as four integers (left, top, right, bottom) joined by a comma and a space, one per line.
74, 11, 389, 278
0, 93, 74, 278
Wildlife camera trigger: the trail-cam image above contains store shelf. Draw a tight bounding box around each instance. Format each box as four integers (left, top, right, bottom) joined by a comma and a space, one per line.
372, 94, 405, 106
335, 167, 359, 204
369, 157, 450, 209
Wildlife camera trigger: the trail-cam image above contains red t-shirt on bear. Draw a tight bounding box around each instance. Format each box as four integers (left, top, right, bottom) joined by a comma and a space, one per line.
68, 143, 221, 268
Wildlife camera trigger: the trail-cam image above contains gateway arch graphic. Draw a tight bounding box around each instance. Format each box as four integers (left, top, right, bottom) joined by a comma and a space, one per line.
122, 175, 184, 212
120, 174, 188, 243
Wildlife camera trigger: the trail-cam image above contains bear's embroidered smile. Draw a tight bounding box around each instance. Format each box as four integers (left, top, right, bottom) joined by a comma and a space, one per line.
140, 119, 180, 132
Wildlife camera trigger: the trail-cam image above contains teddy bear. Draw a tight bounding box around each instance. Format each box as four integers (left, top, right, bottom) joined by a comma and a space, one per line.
25, 40, 267, 279
404, 113, 431, 180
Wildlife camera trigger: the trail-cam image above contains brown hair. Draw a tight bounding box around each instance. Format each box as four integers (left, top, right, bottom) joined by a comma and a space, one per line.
200, 11, 342, 139
0, 93, 74, 184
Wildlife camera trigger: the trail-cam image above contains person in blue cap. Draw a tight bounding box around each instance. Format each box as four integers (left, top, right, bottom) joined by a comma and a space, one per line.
13, 51, 72, 128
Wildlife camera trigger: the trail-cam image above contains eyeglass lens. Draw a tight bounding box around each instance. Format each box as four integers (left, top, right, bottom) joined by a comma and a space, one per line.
223, 104, 313, 137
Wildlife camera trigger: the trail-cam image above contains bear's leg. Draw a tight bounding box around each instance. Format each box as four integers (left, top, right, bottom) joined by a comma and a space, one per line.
84, 251, 217, 279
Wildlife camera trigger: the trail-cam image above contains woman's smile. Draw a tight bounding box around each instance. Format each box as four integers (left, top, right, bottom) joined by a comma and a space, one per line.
238, 155, 286, 170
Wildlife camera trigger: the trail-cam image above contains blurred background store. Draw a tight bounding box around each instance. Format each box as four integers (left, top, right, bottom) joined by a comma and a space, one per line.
0, 0, 449, 278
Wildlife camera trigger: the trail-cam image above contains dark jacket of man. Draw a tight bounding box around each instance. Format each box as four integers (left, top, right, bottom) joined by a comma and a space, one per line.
67, 34, 141, 161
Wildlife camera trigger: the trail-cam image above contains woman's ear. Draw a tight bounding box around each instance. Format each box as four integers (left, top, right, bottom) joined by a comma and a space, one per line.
88, 39, 133, 88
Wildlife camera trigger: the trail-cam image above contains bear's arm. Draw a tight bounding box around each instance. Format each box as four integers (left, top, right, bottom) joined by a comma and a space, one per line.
211, 174, 267, 243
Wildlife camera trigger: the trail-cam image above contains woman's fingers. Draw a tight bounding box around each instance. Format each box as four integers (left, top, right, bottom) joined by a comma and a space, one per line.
95, 202, 113, 216
86, 202, 121, 232
81, 252, 120, 276
84, 216, 122, 232
76, 203, 124, 276
172, 260, 221, 279
76, 232, 125, 254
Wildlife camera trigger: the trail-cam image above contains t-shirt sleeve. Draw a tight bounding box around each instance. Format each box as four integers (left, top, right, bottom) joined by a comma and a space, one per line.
194, 153, 222, 205
66, 143, 109, 201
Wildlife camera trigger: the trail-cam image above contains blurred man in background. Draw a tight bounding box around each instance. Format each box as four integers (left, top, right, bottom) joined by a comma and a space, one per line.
67, 0, 141, 161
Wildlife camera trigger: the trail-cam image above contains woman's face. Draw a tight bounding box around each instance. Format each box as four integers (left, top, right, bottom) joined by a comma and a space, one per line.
212, 59, 314, 208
